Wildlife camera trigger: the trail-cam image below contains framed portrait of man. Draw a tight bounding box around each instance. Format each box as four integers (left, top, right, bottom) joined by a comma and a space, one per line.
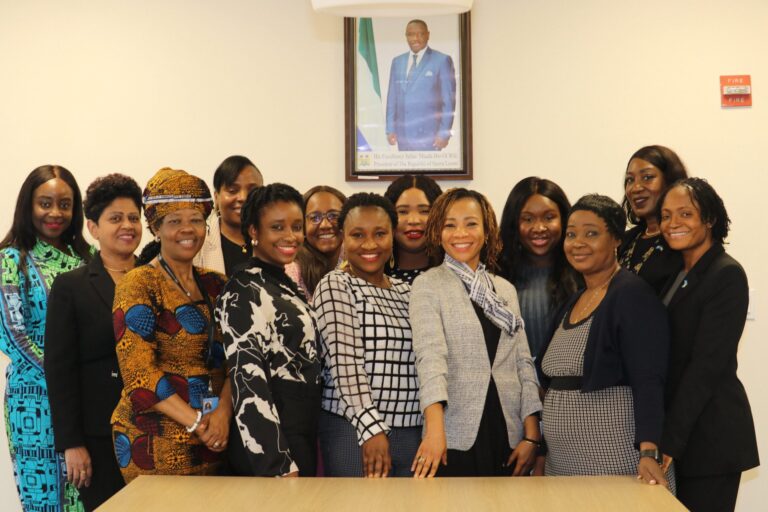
344, 14, 472, 181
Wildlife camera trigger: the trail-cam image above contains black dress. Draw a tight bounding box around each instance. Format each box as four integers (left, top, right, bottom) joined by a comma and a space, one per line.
437, 303, 513, 476
388, 266, 427, 285
619, 225, 683, 296
219, 233, 250, 277
215, 258, 322, 476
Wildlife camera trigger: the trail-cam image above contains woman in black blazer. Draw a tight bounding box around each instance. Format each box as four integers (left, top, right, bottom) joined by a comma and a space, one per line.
44, 174, 143, 511
658, 178, 759, 512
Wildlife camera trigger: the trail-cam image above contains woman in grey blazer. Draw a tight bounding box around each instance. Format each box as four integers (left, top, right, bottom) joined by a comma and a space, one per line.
410, 188, 542, 478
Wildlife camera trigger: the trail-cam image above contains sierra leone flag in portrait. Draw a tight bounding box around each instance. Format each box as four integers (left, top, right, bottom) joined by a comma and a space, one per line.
356, 18, 388, 152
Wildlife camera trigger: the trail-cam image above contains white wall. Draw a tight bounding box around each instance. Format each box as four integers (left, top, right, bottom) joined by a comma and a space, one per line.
0, 1, 765, 510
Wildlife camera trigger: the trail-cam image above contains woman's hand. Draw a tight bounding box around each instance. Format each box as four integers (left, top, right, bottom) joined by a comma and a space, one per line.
362, 433, 391, 478
64, 446, 92, 489
661, 454, 673, 473
412, 431, 447, 478
196, 407, 230, 452
413, 402, 447, 478
637, 457, 668, 487
532, 455, 546, 476
506, 440, 537, 476
636, 442, 668, 487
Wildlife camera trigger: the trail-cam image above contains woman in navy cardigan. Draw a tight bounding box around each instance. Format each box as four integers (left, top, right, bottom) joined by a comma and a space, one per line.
658, 178, 758, 512
538, 194, 669, 486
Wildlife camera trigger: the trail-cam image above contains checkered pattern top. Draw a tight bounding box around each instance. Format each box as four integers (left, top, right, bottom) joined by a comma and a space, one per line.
313, 270, 422, 445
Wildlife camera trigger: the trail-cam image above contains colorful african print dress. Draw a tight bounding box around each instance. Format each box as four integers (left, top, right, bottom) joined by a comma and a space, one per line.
0, 241, 85, 512
110, 265, 226, 482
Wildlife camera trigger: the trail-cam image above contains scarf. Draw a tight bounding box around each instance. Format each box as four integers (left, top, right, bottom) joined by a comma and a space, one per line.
444, 255, 524, 336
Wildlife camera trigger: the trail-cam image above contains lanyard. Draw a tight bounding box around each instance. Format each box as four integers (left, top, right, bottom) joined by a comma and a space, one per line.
158, 254, 217, 372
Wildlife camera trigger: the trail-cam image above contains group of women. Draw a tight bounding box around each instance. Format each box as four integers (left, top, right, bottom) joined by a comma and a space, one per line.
0, 146, 758, 512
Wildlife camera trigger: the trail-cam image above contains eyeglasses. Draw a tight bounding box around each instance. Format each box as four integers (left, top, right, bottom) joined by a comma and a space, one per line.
306, 211, 341, 225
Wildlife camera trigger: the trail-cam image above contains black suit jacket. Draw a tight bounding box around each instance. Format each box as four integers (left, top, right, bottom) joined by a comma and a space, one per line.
661, 244, 759, 477
44, 253, 124, 450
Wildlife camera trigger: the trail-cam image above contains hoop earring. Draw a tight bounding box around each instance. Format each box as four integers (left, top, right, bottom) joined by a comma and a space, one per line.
389, 254, 396, 269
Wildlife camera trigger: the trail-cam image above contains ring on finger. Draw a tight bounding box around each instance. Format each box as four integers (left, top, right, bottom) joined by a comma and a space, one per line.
417, 456, 426, 462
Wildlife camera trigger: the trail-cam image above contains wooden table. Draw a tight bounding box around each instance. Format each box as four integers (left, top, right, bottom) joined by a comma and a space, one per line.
96, 475, 687, 511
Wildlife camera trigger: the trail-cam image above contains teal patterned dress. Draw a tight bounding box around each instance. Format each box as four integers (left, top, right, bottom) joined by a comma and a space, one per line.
0, 240, 85, 512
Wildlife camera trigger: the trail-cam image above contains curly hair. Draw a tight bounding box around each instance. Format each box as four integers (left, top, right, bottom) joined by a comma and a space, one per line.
337, 192, 398, 233
425, 188, 501, 272
83, 174, 142, 222
240, 183, 304, 253
657, 177, 731, 244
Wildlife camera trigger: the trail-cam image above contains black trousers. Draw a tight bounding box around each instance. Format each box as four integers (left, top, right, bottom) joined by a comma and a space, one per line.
676, 472, 742, 512
78, 435, 126, 511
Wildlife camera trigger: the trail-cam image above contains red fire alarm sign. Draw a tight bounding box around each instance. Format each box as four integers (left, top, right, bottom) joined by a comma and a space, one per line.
720, 75, 752, 107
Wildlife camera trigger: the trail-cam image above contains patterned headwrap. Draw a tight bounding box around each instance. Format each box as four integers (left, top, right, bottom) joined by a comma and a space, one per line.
143, 167, 213, 233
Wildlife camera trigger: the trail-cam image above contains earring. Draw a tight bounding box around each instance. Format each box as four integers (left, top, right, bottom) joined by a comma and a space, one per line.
252, 239, 258, 247
154, 235, 160, 243
389, 254, 395, 269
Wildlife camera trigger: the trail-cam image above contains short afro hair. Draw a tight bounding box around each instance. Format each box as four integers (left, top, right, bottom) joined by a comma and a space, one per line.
83, 173, 142, 222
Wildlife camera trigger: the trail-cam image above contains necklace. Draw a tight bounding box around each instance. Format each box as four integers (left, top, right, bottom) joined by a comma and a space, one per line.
104, 265, 131, 273
644, 226, 661, 237
619, 229, 661, 275
158, 254, 194, 298
575, 265, 620, 320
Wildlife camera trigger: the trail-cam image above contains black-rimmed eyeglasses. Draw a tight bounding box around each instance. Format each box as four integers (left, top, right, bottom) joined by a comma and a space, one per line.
306, 211, 341, 225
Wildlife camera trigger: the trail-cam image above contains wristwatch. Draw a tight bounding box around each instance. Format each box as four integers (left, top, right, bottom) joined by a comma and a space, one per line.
639, 448, 662, 465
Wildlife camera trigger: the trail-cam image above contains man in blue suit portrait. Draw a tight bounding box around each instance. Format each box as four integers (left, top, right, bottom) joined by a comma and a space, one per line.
386, 19, 457, 151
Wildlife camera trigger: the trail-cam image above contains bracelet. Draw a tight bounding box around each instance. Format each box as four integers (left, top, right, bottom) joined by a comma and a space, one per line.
522, 437, 541, 447
185, 410, 203, 433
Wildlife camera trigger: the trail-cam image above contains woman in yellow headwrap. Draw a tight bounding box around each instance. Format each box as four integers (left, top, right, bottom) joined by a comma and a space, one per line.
110, 168, 232, 482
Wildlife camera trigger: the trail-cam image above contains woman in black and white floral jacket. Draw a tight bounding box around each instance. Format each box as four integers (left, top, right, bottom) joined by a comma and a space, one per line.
215, 183, 321, 477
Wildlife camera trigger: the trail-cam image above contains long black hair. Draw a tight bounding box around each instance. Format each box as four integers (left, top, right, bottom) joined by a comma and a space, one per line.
498, 177, 577, 307
0, 165, 90, 273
